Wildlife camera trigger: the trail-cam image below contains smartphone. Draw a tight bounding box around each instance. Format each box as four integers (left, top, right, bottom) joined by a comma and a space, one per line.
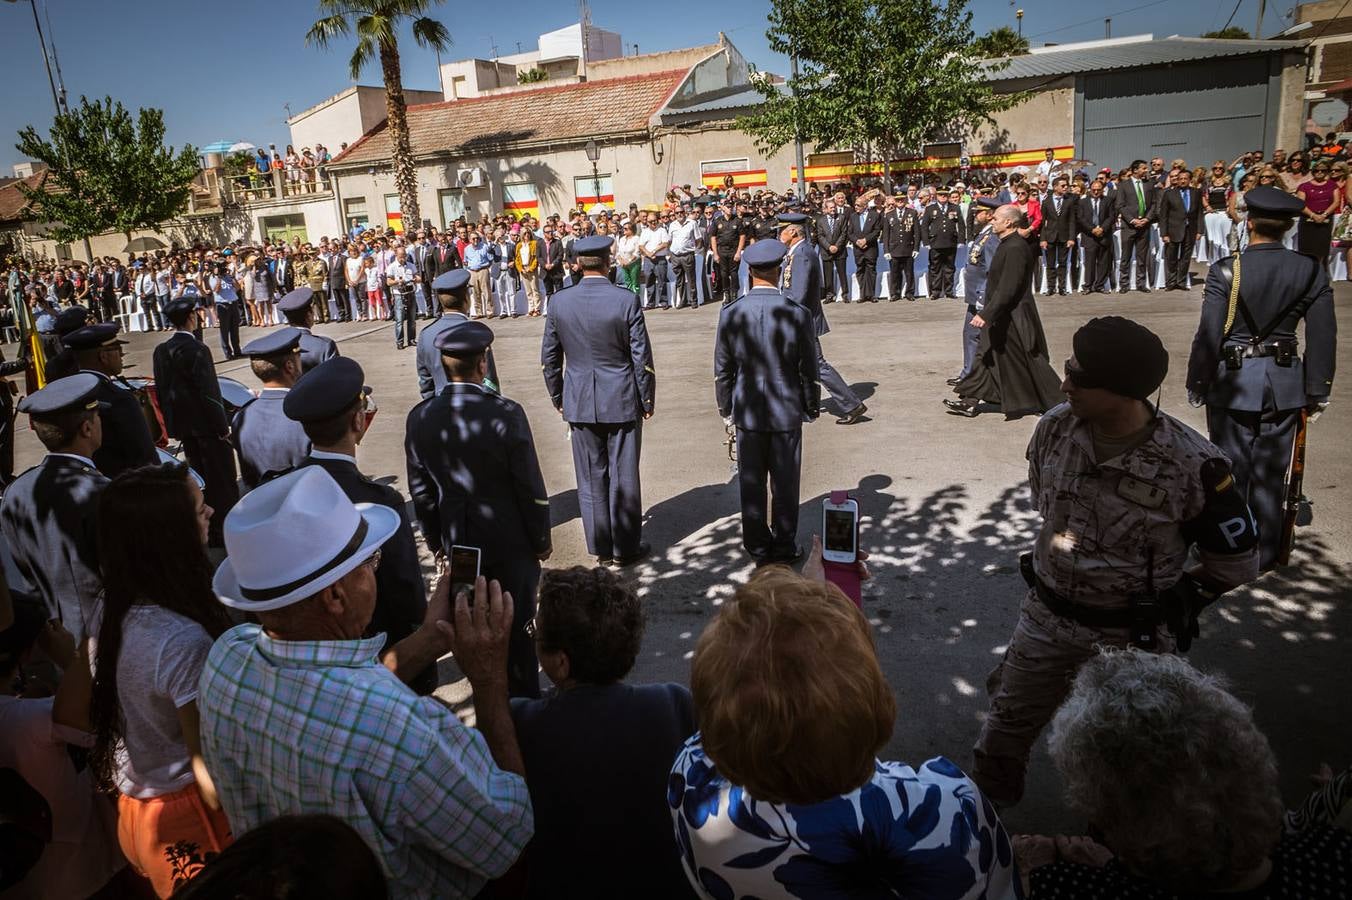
449, 545, 480, 604
822, 497, 860, 564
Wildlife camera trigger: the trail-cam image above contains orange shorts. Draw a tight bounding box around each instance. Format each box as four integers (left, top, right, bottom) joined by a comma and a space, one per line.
116, 783, 232, 898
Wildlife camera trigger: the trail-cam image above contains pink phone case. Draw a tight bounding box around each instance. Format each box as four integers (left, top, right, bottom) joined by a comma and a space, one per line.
823, 490, 862, 607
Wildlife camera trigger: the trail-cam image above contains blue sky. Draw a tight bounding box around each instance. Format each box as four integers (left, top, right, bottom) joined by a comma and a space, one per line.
1, 0, 1289, 175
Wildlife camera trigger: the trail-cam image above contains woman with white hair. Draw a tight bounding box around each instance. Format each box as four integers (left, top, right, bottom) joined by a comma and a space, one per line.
1023, 648, 1352, 897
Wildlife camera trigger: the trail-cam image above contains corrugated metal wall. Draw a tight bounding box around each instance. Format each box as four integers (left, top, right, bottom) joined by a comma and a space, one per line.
1077, 58, 1273, 169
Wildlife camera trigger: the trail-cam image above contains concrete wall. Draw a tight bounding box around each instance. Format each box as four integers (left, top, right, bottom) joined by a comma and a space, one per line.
590, 43, 722, 81
289, 86, 443, 153
972, 85, 1076, 155
1278, 56, 1308, 152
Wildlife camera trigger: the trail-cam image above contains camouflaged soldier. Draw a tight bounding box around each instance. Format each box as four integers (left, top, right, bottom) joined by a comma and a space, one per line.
972, 316, 1261, 809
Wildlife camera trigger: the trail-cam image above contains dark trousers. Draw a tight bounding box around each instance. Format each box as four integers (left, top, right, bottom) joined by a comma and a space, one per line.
715, 253, 739, 300
643, 257, 669, 308
1165, 234, 1195, 289
312, 288, 330, 324
101, 293, 119, 323
217, 301, 242, 358
736, 427, 802, 561
392, 287, 417, 348
1206, 405, 1300, 570
821, 254, 848, 300
0, 385, 14, 484
1045, 243, 1071, 293
1082, 238, 1112, 291
671, 252, 697, 307
817, 339, 860, 412
141, 295, 164, 331
888, 254, 916, 298
1119, 224, 1151, 288
181, 433, 239, 547
484, 558, 541, 698
929, 247, 957, 298
543, 269, 564, 297
959, 304, 982, 379
570, 420, 643, 560
852, 250, 877, 301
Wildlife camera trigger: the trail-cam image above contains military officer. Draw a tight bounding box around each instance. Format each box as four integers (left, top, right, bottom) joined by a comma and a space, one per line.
1185, 185, 1337, 570
153, 297, 238, 546
417, 269, 500, 400
883, 197, 923, 300
231, 328, 311, 492
541, 235, 655, 566
299, 249, 331, 324
710, 199, 746, 302
778, 211, 868, 425
62, 322, 159, 477
973, 317, 1260, 809
283, 357, 432, 693
406, 322, 551, 698
0, 374, 109, 640
716, 239, 820, 563
924, 186, 967, 299
277, 287, 340, 372
951, 198, 1002, 385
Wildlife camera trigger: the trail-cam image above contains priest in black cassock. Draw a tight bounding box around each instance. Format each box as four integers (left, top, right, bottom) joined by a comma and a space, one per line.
945, 204, 1062, 419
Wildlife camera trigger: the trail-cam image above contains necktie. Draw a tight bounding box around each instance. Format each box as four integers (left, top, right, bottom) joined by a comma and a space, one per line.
1055, 197, 1062, 214
1093, 200, 1099, 225
1182, 190, 1190, 213
1135, 180, 1145, 216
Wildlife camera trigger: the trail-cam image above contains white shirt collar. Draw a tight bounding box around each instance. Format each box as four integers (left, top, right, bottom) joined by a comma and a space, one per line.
309, 449, 357, 464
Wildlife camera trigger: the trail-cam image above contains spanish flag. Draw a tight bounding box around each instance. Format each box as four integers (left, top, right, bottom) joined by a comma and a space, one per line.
701, 169, 768, 190
790, 146, 1077, 181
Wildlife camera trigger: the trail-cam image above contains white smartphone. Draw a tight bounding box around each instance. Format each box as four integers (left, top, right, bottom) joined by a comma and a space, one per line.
449, 544, 481, 604
822, 497, 860, 565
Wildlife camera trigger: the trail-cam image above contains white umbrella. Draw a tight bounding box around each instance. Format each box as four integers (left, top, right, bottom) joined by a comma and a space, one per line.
588, 203, 610, 216
228, 141, 256, 152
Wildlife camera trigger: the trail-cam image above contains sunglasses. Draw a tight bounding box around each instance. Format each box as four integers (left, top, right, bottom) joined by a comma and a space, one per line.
1063, 360, 1105, 390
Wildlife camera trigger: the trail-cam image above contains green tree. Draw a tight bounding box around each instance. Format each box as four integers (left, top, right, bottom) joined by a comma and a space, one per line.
739, 0, 1022, 190
973, 25, 1030, 58
1201, 26, 1250, 39
517, 67, 549, 84
15, 96, 199, 253
307, 0, 452, 229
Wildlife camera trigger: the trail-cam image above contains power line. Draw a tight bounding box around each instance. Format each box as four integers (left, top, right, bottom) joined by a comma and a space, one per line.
1218, 0, 1244, 32
1310, 0, 1352, 42
1027, 0, 1172, 40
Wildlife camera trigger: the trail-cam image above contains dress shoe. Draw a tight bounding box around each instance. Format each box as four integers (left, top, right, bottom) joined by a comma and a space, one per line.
597, 556, 614, 567
946, 377, 961, 386
1118, 286, 1129, 294
1138, 287, 1151, 293
943, 398, 979, 418
1080, 288, 1091, 295
836, 403, 867, 425
612, 542, 652, 567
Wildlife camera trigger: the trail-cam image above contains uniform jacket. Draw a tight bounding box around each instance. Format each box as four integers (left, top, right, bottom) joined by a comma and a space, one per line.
541, 276, 655, 423
295, 327, 340, 373
714, 286, 820, 432
923, 202, 967, 249
84, 371, 159, 478
405, 382, 551, 566
1115, 177, 1159, 227
963, 226, 1000, 310
710, 216, 744, 255
814, 212, 849, 261
0, 454, 108, 640
152, 332, 229, 438
1187, 243, 1337, 412
1077, 195, 1114, 244
847, 209, 883, 260
781, 238, 830, 337
416, 313, 500, 400
230, 388, 312, 491
882, 208, 922, 256
1158, 187, 1204, 242
1039, 192, 1079, 243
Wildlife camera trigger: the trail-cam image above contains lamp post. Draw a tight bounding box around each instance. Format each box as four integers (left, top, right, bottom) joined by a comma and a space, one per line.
584, 139, 601, 209
1016, 9, 1024, 38
4, 0, 62, 116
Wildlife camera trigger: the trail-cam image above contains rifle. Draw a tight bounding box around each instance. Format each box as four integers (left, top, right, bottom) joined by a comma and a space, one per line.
1276, 408, 1310, 566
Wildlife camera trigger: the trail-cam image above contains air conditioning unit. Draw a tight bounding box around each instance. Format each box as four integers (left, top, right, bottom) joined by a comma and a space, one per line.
456, 166, 486, 188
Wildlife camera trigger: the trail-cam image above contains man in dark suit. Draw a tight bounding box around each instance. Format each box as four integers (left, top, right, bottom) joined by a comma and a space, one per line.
1077, 180, 1114, 293
814, 199, 850, 303
541, 235, 655, 567
846, 196, 882, 301
0, 374, 109, 641
924, 187, 967, 299
62, 323, 158, 477
882, 198, 922, 300
325, 245, 349, 322
1186, 186, 1337, 569
418, 269, 500, 399
270, 248, 296, 296
407, 322, 551, 698
540, 222, 566, 299
231, 328, 311, 492
277, 287, 339, 372
1116, 158, 1158, 292
1158, 168, 1204, 291
427, 232, 462, 282
101, 261, 128, 323
153, 298, 238, 545
1039, 176, 1078, 295
716, 239, 820, 564
284, 356, 431, 692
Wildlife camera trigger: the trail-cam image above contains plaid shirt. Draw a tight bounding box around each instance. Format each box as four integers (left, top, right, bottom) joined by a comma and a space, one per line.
199, 624, 532, 899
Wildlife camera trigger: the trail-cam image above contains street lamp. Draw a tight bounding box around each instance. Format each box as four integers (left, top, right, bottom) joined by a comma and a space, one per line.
584, 139, 601, 208
1016, 9, 1024, 38
3, 0, 63, 116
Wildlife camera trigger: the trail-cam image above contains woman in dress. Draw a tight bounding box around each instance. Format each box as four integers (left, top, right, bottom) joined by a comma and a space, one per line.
1228, 170, 1257, 253
616, 221, 642, 299
1296, 159, 1342, 266
1202, 160, 1233, 264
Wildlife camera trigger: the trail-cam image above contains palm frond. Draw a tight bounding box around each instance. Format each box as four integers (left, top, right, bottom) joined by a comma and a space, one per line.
410, 16, 451, 52
348, 35, 378, 80
305, 13, 352, 49
355, 13, 397, 47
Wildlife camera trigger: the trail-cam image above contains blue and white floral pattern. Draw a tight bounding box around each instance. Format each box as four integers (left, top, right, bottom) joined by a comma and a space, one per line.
668, 734, 1021, 900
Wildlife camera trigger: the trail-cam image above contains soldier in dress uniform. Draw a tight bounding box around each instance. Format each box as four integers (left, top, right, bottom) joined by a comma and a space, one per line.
973, 317, 1260, 809
277, 287, 339, 373
710, 199, 746, 302
541, 235, 655, 567
0, 374, 109, 640
153, 297, 238, 546
62, 322, 158, 477
406, 322, 551, 698
950, 198, 1002, 385
43, 306, 94, 382
417, 269, 500, 400
284, 357, 432, 693
923, 186, 967, 299
1185, 185, 1337, 570
883, 197, 923, 300
778, 212, 868, 425
716, 239, 820, 564
231, 328, 311, 492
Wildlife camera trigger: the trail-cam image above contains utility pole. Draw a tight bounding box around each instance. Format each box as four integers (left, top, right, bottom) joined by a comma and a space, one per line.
1255, 0, 1266, 39
42, 0, 67, 113
791, 48, 806, 200
5, 0, 62, 115
1105, 18, 1111, 39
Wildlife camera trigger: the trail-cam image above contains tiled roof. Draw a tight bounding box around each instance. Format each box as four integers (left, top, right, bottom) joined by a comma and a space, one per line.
984, 36, 1305, 82
333, 70, 687, 165
0, 173, 45, 224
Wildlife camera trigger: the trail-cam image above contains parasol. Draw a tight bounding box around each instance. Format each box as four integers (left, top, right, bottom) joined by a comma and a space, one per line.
124, 236, 167, 253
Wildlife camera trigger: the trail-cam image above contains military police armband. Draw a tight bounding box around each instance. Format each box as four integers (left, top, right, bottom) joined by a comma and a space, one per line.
1182, 458, 1258, 555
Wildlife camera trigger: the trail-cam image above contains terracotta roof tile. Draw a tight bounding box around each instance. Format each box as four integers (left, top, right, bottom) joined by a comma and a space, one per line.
333, 70, 686, 165
0, 172, 46, 224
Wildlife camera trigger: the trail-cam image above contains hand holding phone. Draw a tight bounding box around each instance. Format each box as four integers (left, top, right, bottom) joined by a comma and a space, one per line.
449, 544, 481, 606
822, 493, 862, 606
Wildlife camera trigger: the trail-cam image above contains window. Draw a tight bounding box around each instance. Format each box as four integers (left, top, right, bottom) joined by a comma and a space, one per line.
574, 173, 613, 210
343, 197, 369, 229
439, 189, 466, 228
384, 194, 403, 233
260, 213, 308, 245
502, 181, 539, 221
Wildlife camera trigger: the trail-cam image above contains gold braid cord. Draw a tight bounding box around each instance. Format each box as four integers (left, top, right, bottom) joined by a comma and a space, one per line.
1223, 253, 1242, 337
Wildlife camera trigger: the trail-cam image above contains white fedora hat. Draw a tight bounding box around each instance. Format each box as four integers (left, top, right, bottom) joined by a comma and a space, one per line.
213, 467, 400, 611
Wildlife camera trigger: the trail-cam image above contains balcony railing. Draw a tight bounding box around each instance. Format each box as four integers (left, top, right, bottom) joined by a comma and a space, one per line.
217, 168, 334, 206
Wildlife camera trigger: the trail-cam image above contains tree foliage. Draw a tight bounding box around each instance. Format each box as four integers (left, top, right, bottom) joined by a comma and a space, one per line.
14, 96, 200, 244
1201, 26, 1250, 39
739, 0, 1023, 184
517, 67, 549, 84
973, 25, 1030, 58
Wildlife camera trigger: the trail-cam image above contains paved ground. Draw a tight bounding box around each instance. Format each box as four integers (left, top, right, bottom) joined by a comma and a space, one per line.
14, 275, 1350, 834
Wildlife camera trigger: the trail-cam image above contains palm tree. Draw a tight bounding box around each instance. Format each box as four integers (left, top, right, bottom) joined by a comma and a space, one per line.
306, 0, 451, 229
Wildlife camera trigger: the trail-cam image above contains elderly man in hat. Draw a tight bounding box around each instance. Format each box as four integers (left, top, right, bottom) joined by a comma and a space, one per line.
972, 316, 1261, 809
1186, 185, 1338, 570
0, 374, 110, 640
277, 287, 339, 372
199, 467, 533, 900
231, 328, 311, 492
62, 322, 158, 477
417, 269, 500, 400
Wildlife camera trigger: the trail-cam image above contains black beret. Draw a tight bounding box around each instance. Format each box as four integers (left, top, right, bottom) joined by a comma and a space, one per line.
1072, 317, 1169, 400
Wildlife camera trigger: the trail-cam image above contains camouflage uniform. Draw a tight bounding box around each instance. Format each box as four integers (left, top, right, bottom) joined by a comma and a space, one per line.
972, 402, 1259, 807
